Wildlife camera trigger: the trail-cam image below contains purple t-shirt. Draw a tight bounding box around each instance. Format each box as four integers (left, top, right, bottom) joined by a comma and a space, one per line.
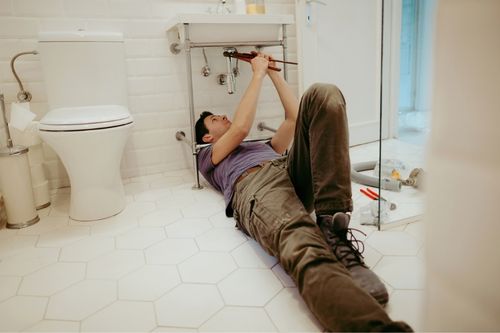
198, 142, 280, 216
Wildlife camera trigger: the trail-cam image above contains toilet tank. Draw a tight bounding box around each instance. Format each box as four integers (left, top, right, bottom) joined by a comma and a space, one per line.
38, 31, 128, 109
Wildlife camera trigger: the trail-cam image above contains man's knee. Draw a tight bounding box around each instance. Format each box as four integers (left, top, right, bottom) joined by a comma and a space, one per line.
303, 83, 345, 108
300, 83, 346, 122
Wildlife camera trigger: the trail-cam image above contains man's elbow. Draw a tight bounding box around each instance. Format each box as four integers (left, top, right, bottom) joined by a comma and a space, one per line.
231, 125, 249, 141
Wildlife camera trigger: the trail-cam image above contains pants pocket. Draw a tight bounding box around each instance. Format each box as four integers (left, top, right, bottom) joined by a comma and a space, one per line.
247, 196, 285, 258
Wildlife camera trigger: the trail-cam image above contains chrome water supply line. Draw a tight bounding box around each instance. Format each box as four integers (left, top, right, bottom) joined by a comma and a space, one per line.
10, 50, 38, 102
201, 48, 211, 77
224, 48, 237, 94
0, 94, 13, 148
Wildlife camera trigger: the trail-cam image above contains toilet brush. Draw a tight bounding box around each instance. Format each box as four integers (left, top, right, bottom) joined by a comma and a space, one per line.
0, 93, 13, 149
0, 93, 39, 228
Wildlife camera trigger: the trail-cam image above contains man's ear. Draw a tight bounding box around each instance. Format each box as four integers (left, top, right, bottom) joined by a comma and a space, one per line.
202, 133, 213, 143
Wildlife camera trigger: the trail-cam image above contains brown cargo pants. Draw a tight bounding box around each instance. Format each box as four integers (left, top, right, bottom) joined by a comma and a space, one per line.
232, 83, 410, 332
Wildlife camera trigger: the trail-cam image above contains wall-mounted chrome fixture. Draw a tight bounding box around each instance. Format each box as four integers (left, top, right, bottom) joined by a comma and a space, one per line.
217, 73, 227, 86
215, 0, 231, 14
223, 47, 238, 94
257, 121, 277, 133
201, 48, 211, 77
10, 51, 38, 102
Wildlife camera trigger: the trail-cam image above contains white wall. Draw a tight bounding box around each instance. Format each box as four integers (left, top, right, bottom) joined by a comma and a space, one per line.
0, 0, 296, 189
424, 0, 500, 330
296, 0, 385, 145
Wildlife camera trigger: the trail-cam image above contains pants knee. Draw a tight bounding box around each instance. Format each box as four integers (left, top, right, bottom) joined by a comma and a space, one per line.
302, 83, 346, 115
306, 83, 344, 101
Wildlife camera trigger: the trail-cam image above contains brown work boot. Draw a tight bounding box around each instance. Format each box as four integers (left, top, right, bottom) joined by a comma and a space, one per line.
317, 213, 389, 305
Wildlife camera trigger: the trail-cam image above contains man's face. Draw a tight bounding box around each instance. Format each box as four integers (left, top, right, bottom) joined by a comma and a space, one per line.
203, 114, 232, 143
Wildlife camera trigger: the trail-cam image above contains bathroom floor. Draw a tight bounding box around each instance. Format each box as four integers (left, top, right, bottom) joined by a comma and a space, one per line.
0, 139, 425, 332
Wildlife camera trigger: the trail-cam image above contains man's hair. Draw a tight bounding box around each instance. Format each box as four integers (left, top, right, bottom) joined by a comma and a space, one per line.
195, 111, 213, 144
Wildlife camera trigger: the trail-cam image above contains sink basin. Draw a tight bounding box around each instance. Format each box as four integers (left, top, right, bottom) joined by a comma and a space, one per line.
166, 14, 294, 45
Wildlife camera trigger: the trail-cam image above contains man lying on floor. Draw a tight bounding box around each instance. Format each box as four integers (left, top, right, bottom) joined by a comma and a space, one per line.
194, 52, 413, 332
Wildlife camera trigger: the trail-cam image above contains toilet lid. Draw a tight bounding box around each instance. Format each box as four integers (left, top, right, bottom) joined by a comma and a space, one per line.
39, 105, 133, 131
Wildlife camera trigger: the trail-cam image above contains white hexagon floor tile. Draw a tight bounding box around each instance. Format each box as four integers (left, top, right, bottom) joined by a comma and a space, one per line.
0, 235, 38, 260
265, 288, 323, 332
149, 176, 186, 189
199, 306, 278, 332
24, 319, 80, 332
90, 215, 138, 237
46, 280, 116, 321
0, 276, 21, 302
151, 326, 197, 332
59, 235, 115, 262
139, 208, 183, 227
363, 243, 383, 269
181, 201, 224, 219
86, 249, 144, 279
115, 226, 166, 249
165, 218, 213, 238
366, 230, 422, 256
155, 284, 224, 328
178, 252, 237, 283
404, 221, 425, 243
209, 211, 236, 228
0, 296, 48, 331
218, 268, 283, 306
231, 239, 278, 268
271, 264, 296, 288
81, 301, 157, 332
145, 238, 198, 265
196, 228, 247, 252
0, 247, 59, 276
134, 188, 171, 202
0, 228, 18, 241
124, 181, 150, 195
36, 225, 90, 248
17, 216, 68, 236
156, 191, 196, 210
192, 188, 225, 204
119, 265, 180, 301
117, 201, 156, 220
18, 262, 85, 296
373, 256, 425, 290
386, 289, 424, 332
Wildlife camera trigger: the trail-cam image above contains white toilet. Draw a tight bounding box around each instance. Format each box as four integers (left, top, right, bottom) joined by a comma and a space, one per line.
37, 31, 133, 221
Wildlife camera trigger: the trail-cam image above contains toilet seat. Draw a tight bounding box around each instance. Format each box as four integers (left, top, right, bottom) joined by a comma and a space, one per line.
39, 105, 133, 132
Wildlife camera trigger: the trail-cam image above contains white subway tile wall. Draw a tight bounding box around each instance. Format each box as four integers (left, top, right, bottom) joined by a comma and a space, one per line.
0, 0, 297, 189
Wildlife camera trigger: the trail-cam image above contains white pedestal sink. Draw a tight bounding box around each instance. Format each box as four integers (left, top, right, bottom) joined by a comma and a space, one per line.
166, 14, 294, 46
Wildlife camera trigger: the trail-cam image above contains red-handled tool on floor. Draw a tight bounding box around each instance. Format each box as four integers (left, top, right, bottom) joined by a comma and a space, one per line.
360, 188, 397, 210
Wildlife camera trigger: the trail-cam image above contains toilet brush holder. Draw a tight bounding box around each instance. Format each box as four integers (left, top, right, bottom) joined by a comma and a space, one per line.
0, 193, 7, 229
0, 145, 40, 228
0, 93, 39, 228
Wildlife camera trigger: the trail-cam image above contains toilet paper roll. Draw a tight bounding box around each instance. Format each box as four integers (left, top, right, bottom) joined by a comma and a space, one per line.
9, 102, 36, 131
9, 121, 41, 146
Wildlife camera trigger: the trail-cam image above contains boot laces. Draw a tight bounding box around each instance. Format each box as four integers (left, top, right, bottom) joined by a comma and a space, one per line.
328, 227, 367, 268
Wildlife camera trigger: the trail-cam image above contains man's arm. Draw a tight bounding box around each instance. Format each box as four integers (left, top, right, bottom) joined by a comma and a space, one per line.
268, 67, 299, 154
211, 55, 269, 165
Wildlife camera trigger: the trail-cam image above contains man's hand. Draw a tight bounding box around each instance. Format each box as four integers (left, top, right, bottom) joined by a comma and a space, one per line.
250, 53, 269, 79
266, 55, 280, 76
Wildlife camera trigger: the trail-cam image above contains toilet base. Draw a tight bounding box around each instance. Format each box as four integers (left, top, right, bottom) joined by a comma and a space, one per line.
39, 123, 133, 222
69, 180, 126, 221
